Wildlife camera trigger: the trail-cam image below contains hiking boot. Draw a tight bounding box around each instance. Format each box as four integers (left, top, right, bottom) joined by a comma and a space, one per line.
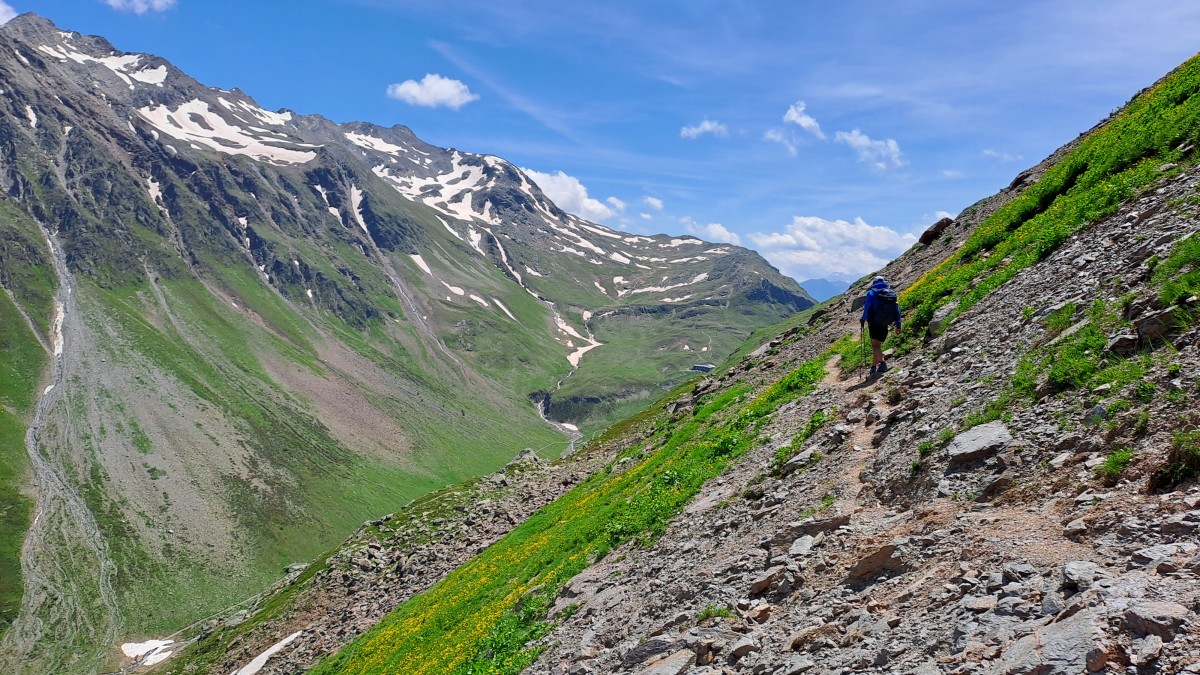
878, 362, 888, 373
868, 365, 878, 377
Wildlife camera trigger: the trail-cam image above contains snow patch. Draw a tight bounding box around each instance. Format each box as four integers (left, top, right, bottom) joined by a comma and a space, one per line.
122, 640, 173, 664
609, 251, 632, 264
349, 185, 368, 232
231, 631, 303, 675
493, 297, 517, 321
628, 273, 709, 296
410, 254, 432, 276
466, 227, 485, 256
437, 216, 464, 241
24, 105, 37, 129
525, 266, 544, 277
663, 238, 704, 248
12, 49, 29, 67
130, 65, 168, 85
441, 281, 465, 296
469, 294, 489, 307
345, 132, 405, 154
137, 99, 317, 164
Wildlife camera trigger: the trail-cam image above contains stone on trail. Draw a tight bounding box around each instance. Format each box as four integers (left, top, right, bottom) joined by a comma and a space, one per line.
946, 421, 1012, 464
633, 648, 696, 675
1124, 601, 1190, 640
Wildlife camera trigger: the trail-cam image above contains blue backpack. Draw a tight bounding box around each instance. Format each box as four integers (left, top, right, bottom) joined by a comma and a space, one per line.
868, 289, 900, 326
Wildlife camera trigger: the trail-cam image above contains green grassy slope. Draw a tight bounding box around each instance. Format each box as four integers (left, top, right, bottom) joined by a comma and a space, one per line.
0, 204, 54, 638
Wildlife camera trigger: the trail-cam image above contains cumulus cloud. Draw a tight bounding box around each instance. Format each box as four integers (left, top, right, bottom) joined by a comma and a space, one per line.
0, 2, 16, 23
763, 129, 796, 157
835, 129, 905, 172
783, 101, 825, 139
748, 215, 917, 280
105, 0, 176, 13
387, 74, 479, 110
681, 217, 741, 245
606, 196, 626, 213
522, 168, 614, 222
643, 196, 664, 211
680, 118, 728, 140
639, 213, 653, 220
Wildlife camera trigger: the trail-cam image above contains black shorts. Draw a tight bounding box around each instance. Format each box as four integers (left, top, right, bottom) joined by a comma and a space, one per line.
868, 323, 889, 342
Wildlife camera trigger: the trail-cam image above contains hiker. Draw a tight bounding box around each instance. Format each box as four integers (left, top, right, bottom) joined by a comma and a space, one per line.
860, 276, 901, 376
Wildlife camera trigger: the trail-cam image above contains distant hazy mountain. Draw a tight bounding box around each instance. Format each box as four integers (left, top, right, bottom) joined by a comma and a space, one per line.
799, 277, 853, 302
0, 13, 813, 670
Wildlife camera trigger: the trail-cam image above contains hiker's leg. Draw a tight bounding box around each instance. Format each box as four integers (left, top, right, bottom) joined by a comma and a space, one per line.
871, 338, 883, 366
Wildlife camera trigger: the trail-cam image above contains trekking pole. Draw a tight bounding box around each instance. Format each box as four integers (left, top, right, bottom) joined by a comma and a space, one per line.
860, 323, 868, 380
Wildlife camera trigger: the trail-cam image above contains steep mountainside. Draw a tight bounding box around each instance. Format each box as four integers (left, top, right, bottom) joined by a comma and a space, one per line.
0, 13, 810, 673
147, 52, 1200, 675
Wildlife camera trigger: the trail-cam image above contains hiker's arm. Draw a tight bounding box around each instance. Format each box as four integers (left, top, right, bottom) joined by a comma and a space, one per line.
860, 292, 872, 323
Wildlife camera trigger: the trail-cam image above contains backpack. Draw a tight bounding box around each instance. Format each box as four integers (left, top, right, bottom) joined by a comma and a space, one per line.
867, 288, 900, 326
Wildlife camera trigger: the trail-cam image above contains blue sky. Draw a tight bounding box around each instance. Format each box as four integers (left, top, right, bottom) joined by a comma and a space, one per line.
10, 1, 1200, 283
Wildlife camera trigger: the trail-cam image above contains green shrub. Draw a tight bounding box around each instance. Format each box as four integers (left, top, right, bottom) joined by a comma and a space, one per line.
1045, 303, 1079, 335
1152, 429, 1200, 489
697, 604, 733, 622
1096, 448, 1134, 478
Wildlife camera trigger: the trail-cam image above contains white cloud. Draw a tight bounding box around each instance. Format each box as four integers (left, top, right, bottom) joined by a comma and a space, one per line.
522, 168, 614, 222
834, 129, 905, 172
680, 118, 728, 139
763, 129, 796, 157
942, 169, 964, 179
681, 217, 741, 245
783, 101, 825, 139
639, 213, 653, 220
748, 215, 916, 280
0, 2, 16, 23
983, 148, 1024, 162
606, 196, 626, 213
105, 0, 176, 13
643, 196, 664, 211
386, 74, 479, 110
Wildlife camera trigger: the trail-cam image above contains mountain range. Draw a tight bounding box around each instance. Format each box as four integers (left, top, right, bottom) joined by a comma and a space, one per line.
0, 13, 812, 672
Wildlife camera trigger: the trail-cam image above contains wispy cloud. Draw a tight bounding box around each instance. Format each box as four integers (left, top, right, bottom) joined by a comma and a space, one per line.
835, 129, 905, 172
522, 168, 615, 222
643, 196, 664, 211
105, 0, 176, 13
0, 2, 15, 23
386, 74, 479, 110
749, 215, 916, 280
763, 129, 796, 157
430, 41, 586, 143
982, 148, 1024, 162
680, 118, 728, 140
783, 101, 825, 139
606, 196, 626, 213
